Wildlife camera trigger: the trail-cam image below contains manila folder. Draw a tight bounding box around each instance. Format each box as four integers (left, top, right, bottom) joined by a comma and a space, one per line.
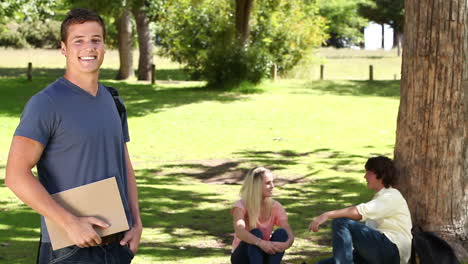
44, 177, 129, 250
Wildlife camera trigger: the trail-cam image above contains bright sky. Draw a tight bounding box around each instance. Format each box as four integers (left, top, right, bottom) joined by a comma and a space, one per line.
364, 22, 394, 50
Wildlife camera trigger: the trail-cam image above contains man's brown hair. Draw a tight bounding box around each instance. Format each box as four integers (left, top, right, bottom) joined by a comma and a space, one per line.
61, 8, 106, 43
365, 156, 396, 188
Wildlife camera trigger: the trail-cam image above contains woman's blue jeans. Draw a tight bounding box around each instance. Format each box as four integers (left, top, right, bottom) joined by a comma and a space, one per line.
316, 218, 399, 264
37, 242, 134, 264
231, 228, 288, 264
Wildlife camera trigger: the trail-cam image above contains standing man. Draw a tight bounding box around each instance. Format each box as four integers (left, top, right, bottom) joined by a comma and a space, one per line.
5, 8, 142, 263
309, 156, 412, 264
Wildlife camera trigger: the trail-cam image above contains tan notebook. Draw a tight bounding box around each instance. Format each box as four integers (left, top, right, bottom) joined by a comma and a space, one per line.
44, 177, 129, 250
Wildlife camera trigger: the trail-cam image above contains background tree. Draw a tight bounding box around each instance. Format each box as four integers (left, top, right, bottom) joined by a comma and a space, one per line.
251, 0, 327, 73
0, 0, 62, 49
358, 0, 404, 53
0, 0, 58, 21
115, 7, 134, 80
132, 0, 154, 81
394, 0, 468, 260
157, 0, 326, 87
317, 0, 368, 48
235, 0, 254, 46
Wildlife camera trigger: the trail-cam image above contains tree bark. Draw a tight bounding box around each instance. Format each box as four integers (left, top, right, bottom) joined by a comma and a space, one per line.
394, 0, 468, 260
235, 0, 253, 46
115, 8, 134, 80
133, 8, 153, 81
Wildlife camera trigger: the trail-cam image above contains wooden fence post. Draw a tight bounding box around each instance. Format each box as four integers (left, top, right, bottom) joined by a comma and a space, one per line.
320, 64, 324, 80
27, 62, 32, 81
151, 64, 156, 84
369, 65, 374, 81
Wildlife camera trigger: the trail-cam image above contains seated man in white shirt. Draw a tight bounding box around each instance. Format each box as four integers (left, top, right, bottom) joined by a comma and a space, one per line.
309, 156, 412, 264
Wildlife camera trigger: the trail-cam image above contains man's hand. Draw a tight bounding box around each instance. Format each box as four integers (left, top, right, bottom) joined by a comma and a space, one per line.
309, 213, 328, 232
120, 224, 143, 254
65, 216, 109, 247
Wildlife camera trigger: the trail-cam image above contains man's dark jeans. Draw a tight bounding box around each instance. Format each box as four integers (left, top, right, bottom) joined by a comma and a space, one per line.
231, 228, 288, 264
38, 242, 134, 264
316, 218, 399, 264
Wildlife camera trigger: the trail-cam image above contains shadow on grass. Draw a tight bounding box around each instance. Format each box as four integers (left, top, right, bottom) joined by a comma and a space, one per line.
112, 83, 245, 117
0, 148, 376, 263
0, 200, 40, 263
0, 68, 248, 117
294, 80, 400, 98
161, 148, 375, 185
138, 242, 228, 261
0, 67, 190, 81
161, 154, 309, 185
155, 69, 191, 81
134, 169, 234, 261
140, 148, 374, 262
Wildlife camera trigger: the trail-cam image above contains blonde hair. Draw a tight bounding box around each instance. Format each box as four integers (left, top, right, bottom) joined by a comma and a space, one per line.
240, 167, 272, 228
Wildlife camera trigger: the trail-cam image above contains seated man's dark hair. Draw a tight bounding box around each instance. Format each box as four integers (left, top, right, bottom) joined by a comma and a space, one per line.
365, 156, 396, 188
61, 8, 106, 42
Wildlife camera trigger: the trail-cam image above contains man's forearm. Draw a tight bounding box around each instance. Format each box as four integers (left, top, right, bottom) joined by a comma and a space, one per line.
5, 170, 76, 229
324, 206, 362, 221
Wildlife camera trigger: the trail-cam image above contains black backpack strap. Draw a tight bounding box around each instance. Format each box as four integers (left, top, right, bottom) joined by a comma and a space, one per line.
105, 86, 126, 119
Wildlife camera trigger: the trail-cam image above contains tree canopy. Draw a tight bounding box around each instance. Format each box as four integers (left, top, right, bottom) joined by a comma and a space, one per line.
317, 0, 369, 47
358, 0, 404, 32
156, 0, 327, 86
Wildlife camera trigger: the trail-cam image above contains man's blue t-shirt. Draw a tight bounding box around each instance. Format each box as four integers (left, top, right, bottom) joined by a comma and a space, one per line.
14, 77, 132, 242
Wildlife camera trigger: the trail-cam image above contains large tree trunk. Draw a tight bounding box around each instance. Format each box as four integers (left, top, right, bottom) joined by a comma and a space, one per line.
133, 8, 153, 81
115, 8, 134, 80
235, 0, 253, 46
394, 0, 468, 260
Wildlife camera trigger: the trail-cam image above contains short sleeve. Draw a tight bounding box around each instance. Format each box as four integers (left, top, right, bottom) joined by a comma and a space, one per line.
231, 200, 246, 216
273, 201, 288, 226
356, 191, 398, 221
14, 93, 58, 146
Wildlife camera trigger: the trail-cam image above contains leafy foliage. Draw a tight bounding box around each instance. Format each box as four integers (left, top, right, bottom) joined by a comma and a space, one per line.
0, 0, 59, 22
0, 0, 65, 48
0, 29, 29, 48
157, 0, 327, 87
358, 0, 404, 32
251, 0, 327, 72
317, 0, 369, 47
0, 20, 62, 49
20, 21, 62, 48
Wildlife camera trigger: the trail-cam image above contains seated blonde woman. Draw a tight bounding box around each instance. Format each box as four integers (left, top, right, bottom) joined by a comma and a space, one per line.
231, 167, 294, 264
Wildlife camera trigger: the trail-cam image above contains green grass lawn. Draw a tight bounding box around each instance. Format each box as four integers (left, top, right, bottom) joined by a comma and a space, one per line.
0, 48, 401, 263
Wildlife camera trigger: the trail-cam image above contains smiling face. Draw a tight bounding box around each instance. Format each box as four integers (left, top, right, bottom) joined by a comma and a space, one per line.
61, 21, 105, 76
262, 171, 275, 198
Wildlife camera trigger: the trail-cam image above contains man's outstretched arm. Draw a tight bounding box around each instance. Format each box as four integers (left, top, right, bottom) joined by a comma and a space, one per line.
309, 206, 362, 232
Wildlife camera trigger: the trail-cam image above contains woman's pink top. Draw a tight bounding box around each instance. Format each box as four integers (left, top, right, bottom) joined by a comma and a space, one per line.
231, 199, 288, 252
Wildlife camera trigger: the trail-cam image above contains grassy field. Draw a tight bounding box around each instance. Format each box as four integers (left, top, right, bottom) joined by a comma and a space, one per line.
288, 48, 402, 81
0, 48, 401, 263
